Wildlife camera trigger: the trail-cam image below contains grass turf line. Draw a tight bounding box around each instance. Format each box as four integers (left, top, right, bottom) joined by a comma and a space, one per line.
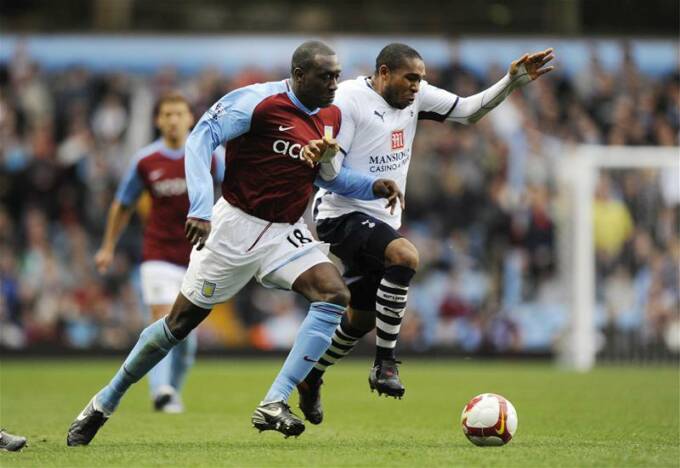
0, 359, 677, 467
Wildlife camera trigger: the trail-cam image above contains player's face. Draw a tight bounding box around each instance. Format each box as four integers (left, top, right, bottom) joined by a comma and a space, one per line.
381, 57, 426, 109
156, 101, 194, 143
294, 54, 342, 109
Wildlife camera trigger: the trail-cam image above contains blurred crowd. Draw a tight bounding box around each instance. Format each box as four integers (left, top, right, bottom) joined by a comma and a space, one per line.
1, 42, 678, 358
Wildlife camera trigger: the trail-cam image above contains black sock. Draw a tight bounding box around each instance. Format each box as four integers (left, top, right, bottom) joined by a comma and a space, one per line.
375, 265, 415, 364
306, 314, 367, 384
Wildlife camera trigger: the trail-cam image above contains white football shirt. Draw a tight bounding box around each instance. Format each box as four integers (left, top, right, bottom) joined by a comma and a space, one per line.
314, 76, 459, 229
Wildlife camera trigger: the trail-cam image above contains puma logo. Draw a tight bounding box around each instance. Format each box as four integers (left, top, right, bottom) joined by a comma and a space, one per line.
374, 110, 386, 122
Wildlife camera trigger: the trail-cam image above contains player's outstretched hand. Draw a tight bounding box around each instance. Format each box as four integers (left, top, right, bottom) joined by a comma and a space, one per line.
300, 137, 340, 167
372, 179, 404, 215
509, 48, 555, 80
94, 247, 114, 274
185, 218, 211, 251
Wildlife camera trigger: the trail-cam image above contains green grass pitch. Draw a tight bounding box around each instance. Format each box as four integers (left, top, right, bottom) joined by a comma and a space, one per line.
0, 359, 678, 467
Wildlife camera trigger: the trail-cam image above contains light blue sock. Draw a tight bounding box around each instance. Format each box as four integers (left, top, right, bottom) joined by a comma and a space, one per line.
148, 352, 173, 397
96, 318, 178, 413
263, 302, 344, 403
169, 331, 197, 392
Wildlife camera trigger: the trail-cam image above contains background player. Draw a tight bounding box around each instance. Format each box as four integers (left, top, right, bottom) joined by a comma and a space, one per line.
66, 40, 402, 445
298, 43, 554, 424
94, 92, 223, 413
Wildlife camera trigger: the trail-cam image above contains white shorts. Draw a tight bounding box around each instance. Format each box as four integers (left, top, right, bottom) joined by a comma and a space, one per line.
180, 198, 332, 309
139, 260, 187, 306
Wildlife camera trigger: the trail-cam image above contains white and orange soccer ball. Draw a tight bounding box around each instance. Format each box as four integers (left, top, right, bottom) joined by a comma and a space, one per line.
460, 393, 518, 446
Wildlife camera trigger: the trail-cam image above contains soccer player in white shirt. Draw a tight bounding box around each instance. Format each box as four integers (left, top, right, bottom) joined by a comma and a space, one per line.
298, 43, 554, 424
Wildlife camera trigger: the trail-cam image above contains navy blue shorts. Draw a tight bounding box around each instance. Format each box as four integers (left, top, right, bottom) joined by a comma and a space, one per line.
316, 212, 401, 310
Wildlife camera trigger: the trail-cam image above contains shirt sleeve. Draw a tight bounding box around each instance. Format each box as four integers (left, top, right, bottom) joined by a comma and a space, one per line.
314, 164, 377, 200
417, 81, 460, 122
211, 145, 226, 184
185, 87, 265, 220
446, 66, 532, 124
114, 157, 144, 207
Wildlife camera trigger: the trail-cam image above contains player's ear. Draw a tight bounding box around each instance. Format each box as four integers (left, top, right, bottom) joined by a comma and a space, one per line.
292, 67, 305, 83
378, 64, 391, 80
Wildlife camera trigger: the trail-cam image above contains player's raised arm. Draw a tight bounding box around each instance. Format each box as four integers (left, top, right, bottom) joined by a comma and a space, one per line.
445, 48, 554, 124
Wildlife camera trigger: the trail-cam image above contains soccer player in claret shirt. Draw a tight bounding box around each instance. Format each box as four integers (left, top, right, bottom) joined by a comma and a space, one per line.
297, 43, 554, 424
67, 40, 402, 445
94, 92, 223, 413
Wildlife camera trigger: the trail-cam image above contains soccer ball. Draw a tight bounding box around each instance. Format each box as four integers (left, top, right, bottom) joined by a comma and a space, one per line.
460, 393, 518, 446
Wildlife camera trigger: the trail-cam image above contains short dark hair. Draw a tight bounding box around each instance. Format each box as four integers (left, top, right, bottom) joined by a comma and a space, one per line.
291, 40, 336, 73
375, 43, 422, 72
154, 91, 191, 116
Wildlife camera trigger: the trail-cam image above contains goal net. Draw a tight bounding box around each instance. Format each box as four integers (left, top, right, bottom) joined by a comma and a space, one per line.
556, 145, 679, 370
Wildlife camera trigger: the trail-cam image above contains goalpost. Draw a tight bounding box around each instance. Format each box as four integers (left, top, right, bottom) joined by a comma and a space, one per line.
556, 145, 679, 371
